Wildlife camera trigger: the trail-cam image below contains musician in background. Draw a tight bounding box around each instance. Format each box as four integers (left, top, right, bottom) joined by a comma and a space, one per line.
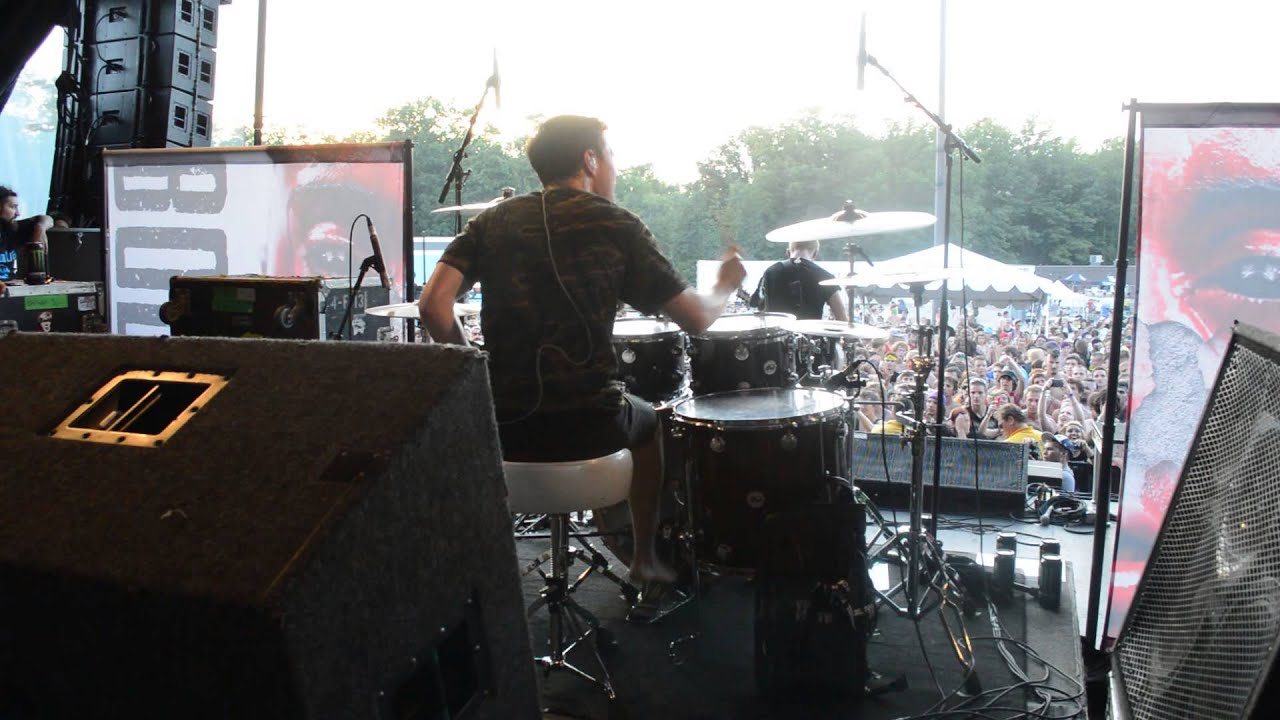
0, 186, 53, 294
419, 115, 745, 584
747, 240, 848, 321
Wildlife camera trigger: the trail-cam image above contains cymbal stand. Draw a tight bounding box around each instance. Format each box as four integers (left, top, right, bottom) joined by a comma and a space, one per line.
864, 293, 965, 620
839, 224, 874, 325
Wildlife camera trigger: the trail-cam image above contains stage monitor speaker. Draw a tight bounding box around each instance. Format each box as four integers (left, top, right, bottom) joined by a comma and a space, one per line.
0, 334, 540, 720
1110, 323, 1280, 720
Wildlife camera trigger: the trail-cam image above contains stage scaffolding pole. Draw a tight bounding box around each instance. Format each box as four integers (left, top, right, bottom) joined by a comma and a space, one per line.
932, 0, 947, 249
1085, 99, 1139, 649
253, 0, 268, 146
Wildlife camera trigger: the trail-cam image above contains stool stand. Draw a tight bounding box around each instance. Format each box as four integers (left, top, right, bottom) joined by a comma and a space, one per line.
527, 513, 617, 699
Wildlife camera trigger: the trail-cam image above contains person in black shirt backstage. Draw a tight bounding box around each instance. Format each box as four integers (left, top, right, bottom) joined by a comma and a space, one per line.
0, 186, 53, 295
747, 239, 848, 320
419, 115, 746, 584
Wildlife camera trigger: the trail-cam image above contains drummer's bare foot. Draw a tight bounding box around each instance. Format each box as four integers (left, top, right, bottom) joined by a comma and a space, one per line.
628, 558, 677, 585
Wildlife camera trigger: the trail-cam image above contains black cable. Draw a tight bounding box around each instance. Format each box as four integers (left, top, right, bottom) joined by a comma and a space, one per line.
956, 153, 989, 563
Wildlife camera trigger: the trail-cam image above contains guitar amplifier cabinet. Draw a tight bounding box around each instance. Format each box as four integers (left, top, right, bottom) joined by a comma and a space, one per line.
161, 275, 395, 341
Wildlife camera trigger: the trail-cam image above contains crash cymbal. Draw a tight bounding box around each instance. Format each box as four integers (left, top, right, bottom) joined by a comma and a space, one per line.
365, 302, 481, 318
430, 188, 517, 215
786, 319, 889, 340
819, 267, 966, 288
766, 206, 935, 243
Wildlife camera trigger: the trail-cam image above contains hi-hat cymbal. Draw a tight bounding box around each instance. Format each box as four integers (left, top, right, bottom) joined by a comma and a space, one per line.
819, 267, 966, 288
766, 209, 935, 243
365, 302, 481, 318
430, 198, 506, 215
786, 319, 889, 340
431, 188, 516, 216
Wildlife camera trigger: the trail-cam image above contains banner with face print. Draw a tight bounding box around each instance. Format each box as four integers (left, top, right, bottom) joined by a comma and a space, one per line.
103, 143, 411, 335
1107, 104, 1280, 641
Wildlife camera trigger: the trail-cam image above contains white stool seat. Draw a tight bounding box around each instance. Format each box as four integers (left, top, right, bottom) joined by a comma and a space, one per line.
504, 449, 633, 514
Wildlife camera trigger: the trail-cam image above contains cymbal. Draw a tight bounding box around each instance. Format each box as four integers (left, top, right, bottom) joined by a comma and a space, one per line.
819, 267, 966, 288
365, 302, 481, 318
765, 209, 935, 243
430, 194, 512, 215
786, 319, 889, 340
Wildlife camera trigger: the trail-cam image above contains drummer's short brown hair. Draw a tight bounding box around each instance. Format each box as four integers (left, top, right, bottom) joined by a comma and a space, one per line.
526, 115, 608, 184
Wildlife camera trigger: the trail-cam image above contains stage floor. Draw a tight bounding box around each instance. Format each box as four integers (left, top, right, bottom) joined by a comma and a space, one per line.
518, 513, 1088, 720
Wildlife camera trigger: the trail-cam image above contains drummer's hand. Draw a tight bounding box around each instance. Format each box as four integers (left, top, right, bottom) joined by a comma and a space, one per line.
953, 412, 971, 437
716, 247, 746, 290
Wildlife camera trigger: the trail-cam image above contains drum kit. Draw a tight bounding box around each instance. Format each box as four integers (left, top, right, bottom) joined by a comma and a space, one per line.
370, 199, 971, 689
594, 204, 977, 689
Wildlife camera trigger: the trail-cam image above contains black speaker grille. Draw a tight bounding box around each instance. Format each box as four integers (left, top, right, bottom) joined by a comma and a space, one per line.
1114, 324, 1280, 719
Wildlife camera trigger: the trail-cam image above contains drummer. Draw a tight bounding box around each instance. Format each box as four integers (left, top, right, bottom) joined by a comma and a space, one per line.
746, 240, 849, 321
418, 115, 746, 584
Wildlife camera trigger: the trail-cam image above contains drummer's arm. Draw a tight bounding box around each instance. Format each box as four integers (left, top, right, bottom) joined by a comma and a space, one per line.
418, 263, 467, 345
826, 292, 849, 322
664, 288, 730, 335
664, 252, 746, 334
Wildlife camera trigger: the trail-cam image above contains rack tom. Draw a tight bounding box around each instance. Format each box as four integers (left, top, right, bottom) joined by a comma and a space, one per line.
670, 387, 850, 569
688, 313, 798, 394
612, 318, 688, 404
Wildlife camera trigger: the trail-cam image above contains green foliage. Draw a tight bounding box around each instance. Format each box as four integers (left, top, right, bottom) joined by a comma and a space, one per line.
225, 99, 1127, 277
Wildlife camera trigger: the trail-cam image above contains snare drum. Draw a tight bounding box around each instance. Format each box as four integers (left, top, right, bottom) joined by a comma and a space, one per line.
671, 387, 850, 569
612, 318, 688, 403
688, 313, 798, 394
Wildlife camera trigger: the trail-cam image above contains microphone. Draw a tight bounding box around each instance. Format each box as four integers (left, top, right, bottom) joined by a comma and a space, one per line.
365, 217, 391, 289
857, 11, 867, 91
849, 243, 875, 267
488, 50, 501, 109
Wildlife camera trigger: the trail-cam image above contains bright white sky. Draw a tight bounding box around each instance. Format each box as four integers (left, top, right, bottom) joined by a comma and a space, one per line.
20, 0, 1279, 183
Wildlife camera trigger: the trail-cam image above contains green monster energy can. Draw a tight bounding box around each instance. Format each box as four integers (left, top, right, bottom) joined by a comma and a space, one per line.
23, 239, 47, 285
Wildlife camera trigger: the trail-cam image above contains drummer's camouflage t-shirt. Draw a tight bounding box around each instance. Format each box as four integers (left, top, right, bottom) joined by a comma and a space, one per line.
440, 188, 687, 420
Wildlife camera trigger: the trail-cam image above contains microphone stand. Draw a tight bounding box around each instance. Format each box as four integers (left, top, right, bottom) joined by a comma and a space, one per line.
333, 253, 386, 341
438, 74, 498, 236
863, 52, 981, 537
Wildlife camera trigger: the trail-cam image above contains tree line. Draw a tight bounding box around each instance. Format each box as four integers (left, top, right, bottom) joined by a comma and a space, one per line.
220, 97, 1127, 282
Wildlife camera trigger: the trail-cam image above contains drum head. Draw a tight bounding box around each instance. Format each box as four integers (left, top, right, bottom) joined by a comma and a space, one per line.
673, 387, 846, 427
698, 312, 796, 337
613, 318, 681, 337
785, 319, 887, 340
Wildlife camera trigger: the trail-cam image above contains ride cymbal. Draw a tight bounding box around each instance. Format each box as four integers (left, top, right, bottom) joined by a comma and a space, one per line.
766, 208, 935, 243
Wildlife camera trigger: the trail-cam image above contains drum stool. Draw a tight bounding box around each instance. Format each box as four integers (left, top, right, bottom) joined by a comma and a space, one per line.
504, 449, 634, 700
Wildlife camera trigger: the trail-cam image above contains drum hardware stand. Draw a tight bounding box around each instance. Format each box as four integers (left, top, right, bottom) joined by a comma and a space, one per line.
863, 317, 966, 621
519, 523, 641, 605
526, 517, 618, 700
659, 427, 709, 663
839, 229, 875, 325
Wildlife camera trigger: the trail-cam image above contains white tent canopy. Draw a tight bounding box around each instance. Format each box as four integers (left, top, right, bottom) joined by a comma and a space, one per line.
837, 243, 1056, 308
1048, 280, 1090, 307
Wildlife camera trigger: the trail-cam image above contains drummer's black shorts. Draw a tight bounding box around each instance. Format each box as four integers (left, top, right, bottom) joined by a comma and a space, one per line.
499, 393, 658, 462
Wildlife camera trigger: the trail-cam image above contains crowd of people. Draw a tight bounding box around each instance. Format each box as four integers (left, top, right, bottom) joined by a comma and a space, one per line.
821, 307, 1130, 494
